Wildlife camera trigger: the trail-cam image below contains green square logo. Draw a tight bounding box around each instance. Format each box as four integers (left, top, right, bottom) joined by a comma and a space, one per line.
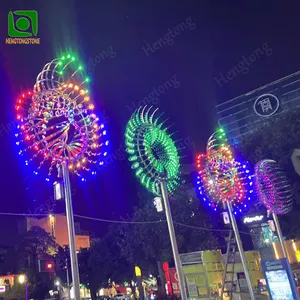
8, 10, 38, 37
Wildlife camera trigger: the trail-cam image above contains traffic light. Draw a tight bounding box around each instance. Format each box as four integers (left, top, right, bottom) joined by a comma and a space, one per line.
38, 259, 55, 272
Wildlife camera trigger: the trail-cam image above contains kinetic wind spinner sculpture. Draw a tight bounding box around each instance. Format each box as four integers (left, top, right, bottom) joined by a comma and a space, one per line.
196, 127, 254, 214
15, 53, 109, 178
125, 106, 180, 195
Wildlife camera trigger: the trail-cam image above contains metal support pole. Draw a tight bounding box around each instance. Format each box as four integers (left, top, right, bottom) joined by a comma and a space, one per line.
273, 213, 289, 259
227, 202, 255, 300
62, 163, 81, 300
160, 180, 187, 300
66, 258, 71, 300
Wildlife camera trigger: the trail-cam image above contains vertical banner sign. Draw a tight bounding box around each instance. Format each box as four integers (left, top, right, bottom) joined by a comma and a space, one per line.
261, 259, 298, 300
163, 262, 173, 295
169, 268, 180, 296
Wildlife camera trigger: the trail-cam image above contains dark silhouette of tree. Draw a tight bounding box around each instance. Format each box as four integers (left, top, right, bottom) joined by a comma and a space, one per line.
240, 108, 300, 239
115, 184, 223, 274
3, 226, 58, 299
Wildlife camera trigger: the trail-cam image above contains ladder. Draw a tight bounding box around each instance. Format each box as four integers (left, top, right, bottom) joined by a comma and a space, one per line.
221, 230, 237, 299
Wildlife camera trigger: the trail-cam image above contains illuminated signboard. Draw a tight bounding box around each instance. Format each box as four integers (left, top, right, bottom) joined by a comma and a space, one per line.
135, 266, 141, 277
243, 215, 264, 224
0, 286, 5, 293
262, 259, 298, 300
254, 94, 280, 117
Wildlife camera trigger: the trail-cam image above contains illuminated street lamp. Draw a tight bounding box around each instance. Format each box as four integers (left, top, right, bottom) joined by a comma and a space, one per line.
18, 275, 28, 300
18, 275, 26, 284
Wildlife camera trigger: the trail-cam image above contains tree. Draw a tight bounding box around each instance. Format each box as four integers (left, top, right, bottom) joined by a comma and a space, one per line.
115, 183, 223, 275
78, 236, 132, 300
3, 226, 58, 299
239, 108, 300, 238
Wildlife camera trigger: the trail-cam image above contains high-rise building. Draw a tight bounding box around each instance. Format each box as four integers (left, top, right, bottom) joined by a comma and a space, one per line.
27, 215, 90, 250
216, 71, 300, 141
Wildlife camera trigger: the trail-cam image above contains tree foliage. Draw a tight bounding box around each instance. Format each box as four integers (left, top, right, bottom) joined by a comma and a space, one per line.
239, 108, 300, 238
115, 183, 223, 274
78, 236, 132, 300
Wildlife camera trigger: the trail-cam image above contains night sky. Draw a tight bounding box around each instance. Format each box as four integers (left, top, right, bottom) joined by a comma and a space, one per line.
0, 1, 300, 236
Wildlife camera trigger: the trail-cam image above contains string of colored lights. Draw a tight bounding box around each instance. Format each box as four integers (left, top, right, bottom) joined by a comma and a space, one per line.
254, 159, 293, 215
196, 127, 254, 214
125, 106, 180, 195
15, 53, 109, 180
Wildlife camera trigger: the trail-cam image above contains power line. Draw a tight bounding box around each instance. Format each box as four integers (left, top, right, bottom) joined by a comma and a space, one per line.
173, 222, 230, 232
73, 214, 165, 225
0, 212, 254, 235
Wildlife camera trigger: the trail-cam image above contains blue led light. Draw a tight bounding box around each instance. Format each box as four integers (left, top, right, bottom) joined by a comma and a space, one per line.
103, 130, 107, 135
104, 152, 107, 156
105, 141, 109, 146
195, 154, 255, 215
46, 178, 50, 182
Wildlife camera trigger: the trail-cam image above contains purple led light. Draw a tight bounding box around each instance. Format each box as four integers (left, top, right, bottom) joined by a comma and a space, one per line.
254, 159, 293, 215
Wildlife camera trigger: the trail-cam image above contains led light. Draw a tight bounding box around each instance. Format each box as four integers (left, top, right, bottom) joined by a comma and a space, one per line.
125, 106, 180, 195
16, 55, 109, 179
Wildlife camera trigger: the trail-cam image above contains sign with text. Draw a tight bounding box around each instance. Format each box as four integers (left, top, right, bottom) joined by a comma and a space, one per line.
169, 268, 180, 296
243, 215, 264, 224
6, 10, 40, 44
261, 259, 298, 299
254, 94, 280, 117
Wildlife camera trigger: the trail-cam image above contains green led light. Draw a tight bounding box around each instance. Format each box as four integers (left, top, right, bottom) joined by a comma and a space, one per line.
59, 71, 63, 75
71, 56, 75, 61
67, 54, 71, 58
78, 66, 83, 70
125, 106, 180, 195
62, 56, 65, 60
85, 77, 90, 82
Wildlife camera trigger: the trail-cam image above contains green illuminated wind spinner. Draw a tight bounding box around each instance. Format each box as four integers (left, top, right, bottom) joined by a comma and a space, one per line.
125, 106, 180, 195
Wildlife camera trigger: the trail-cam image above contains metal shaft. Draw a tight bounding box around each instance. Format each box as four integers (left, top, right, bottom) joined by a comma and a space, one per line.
227, 202, 255, 300
62, 163, 81, 300
66, 258, 71, 300
160, 180, 187, 300
273, 213, 289, 259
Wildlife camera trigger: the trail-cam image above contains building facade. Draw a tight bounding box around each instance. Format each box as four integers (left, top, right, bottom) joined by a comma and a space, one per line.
27, 215, 90, 250
216, 71, 300, 141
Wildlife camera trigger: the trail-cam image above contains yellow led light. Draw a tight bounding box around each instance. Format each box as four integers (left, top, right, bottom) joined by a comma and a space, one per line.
80, 89, 86, 95
69, 165, 73, 170
68, 83, 74, 88
77, 163, 81, 168
84, 96, 90, 102
74, 85, 79, 91
89, 104, 94, 110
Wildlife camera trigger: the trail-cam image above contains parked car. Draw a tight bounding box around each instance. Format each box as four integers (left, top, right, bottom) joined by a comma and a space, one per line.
114, 293, 129, 300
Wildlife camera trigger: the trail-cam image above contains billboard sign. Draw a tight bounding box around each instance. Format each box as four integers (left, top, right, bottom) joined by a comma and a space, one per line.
261, 259, 298, 299
169, 268, 180, 296
254, 94, 280, 117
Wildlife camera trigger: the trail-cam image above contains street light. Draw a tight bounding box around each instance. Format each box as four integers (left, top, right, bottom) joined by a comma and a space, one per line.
18, 275, 28, 300
18, 275, 25, 284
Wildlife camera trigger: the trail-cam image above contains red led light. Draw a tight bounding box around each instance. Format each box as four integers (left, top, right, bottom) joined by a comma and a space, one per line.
47, 263, 53, 269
